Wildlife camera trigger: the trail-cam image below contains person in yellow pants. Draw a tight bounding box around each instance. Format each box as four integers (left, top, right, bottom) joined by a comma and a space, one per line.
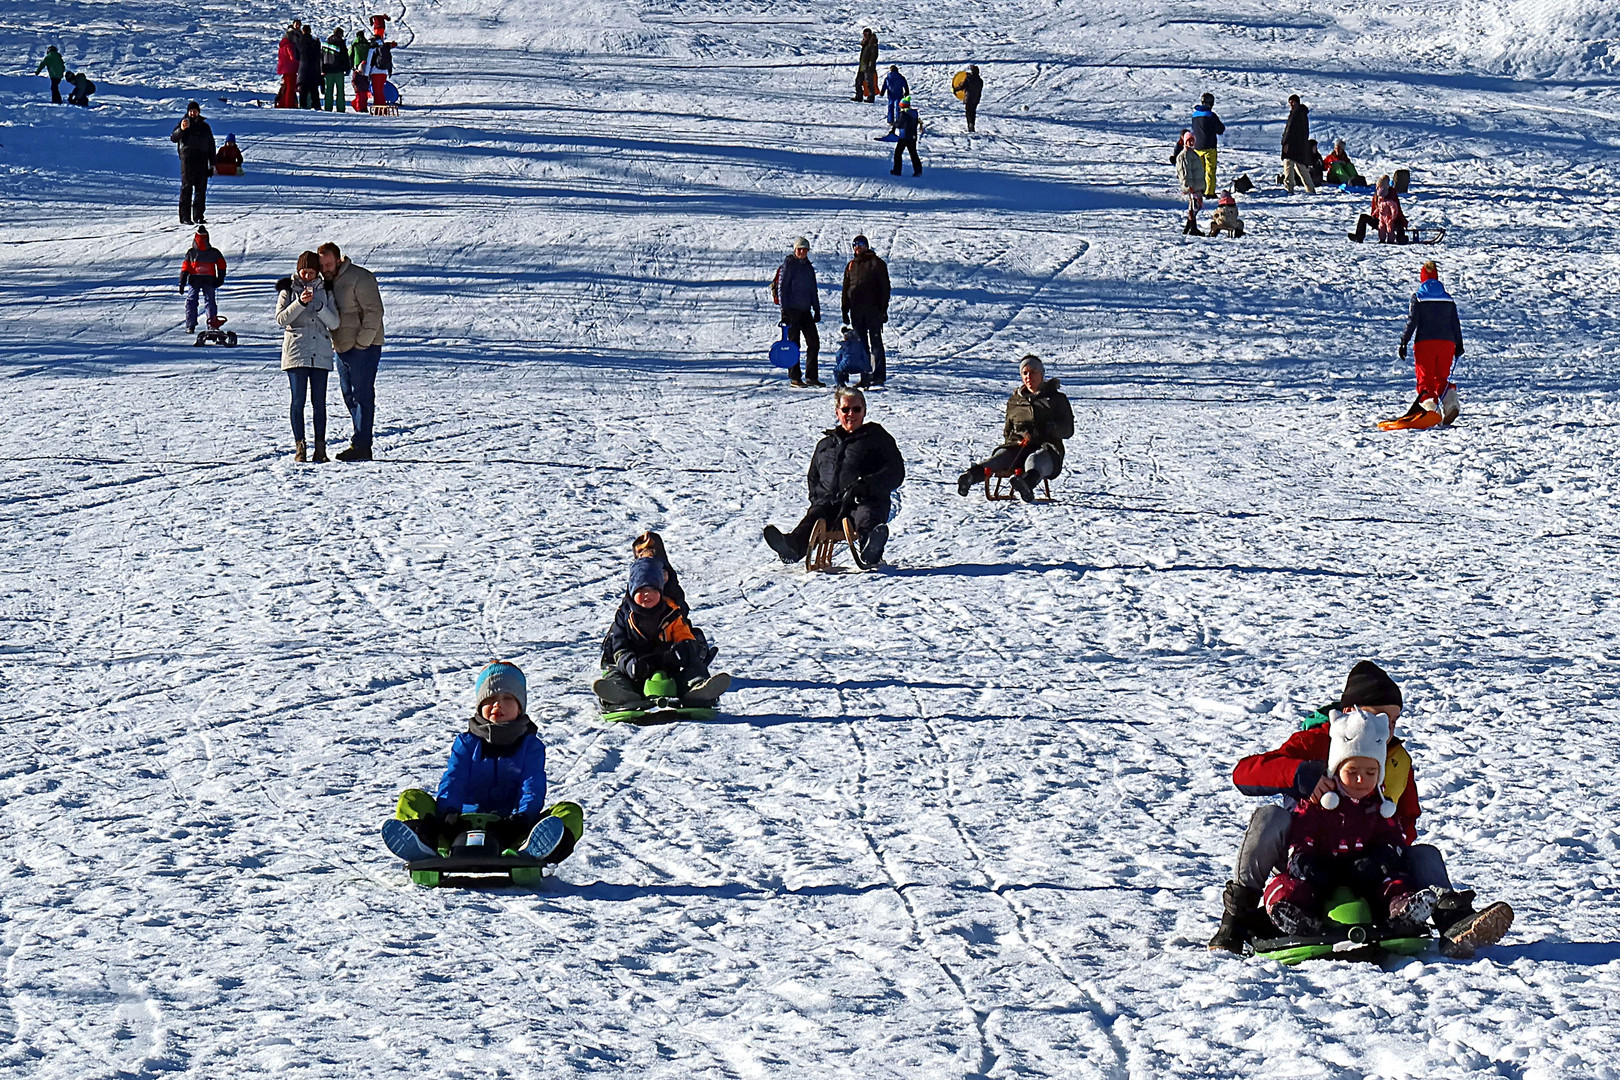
1191, 92, 1225, 197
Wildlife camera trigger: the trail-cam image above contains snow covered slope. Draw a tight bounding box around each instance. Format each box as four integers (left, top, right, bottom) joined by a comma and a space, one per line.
2, 0, 1619, 1077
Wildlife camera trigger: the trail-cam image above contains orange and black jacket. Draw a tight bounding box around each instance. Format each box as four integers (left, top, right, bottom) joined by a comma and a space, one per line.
180, 245, 227, 290
607, 595, 696, 666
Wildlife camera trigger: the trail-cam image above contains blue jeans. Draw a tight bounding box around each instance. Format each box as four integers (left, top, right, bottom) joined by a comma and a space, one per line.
335, 343, 381, 446
287, 368, 329, 445
185, 284, 217, 331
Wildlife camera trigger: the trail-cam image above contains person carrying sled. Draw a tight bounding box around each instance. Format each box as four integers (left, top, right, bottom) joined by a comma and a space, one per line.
170, 101, 216, 225
593, 559, 729, 710
842, 235, 891, 385
1348, 175, 1408, 244
179, 226, 227, 336
1191, 92, 1224, 197
763, 388, 905, 569
1208, 660, 1513, 958
854, 27, 879, 102
63, 69, 95, 107
321, 26, 352, 111
890, 96, 922, 178
960, 65, 984, 132
276, 27, 298, 108
276, 251, 339, 463
1384, 261, 1465, 430
35, 45, 66, 104
383, 662, 584, 866
881, 65, 909, 133
213, 134, 244, 176
1261, 708, 1443, 937
1280, 94, 1315, 194
771, 236, 822, 388
955, 355, 1074, 502
1173, 129, 1206, 235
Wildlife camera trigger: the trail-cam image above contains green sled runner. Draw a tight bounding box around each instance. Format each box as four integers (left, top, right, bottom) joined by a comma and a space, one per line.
1252, 885, 1432, 965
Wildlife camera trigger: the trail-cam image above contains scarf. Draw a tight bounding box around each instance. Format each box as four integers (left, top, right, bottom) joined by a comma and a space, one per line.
468, 715, 535, 747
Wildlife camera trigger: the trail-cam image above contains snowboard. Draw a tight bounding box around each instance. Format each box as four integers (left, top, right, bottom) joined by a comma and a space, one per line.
952, 70, 969, 101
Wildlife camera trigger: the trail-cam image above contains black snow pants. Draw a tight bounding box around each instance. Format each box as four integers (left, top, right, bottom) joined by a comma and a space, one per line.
892, 138, 921, 176
179, 164, 208, 224
782, 307, 820, 383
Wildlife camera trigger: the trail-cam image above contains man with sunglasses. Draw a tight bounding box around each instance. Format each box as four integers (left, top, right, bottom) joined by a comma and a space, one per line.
841, 235, 891, 387
763, 388, 905, 569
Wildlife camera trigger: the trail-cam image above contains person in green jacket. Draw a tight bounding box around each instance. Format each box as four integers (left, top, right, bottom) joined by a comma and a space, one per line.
321, 26, 351, 111
35, 45, 66, 104
350, 30, 372, 109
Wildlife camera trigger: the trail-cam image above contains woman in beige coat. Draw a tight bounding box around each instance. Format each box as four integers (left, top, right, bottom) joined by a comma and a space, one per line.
276, 250, 340, 462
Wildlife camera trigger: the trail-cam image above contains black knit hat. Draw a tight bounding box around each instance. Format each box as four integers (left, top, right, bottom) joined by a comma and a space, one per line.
1340, 660, 1402, 709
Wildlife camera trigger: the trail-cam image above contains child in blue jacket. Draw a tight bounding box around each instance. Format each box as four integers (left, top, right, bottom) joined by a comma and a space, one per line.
382, 662, 583, 864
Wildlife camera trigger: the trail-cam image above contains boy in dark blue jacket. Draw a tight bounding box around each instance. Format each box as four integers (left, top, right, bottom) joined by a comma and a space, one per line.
382, 662, 583, 864
890, 97, 922, 177
594, 558, 729, 708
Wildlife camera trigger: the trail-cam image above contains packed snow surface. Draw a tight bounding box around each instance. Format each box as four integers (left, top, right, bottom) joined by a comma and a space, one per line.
3, 0, 1620, 1076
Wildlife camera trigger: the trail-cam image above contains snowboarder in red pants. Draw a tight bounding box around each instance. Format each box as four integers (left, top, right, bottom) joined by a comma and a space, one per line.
1382, 261, 1463, 430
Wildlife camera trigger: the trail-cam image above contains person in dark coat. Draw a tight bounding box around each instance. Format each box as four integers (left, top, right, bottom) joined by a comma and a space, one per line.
763, 388, 906, 569
1390, 260, 1465, 427
1280, 94, 1314, 194
771, 237, 822, 387
1191, 91, 1224, 197
321, 27, 352, 111
64, 69, 95, 106
297, 25, 322, 108
841, 235, 891, 386
170, 101, 216, 225
955, 355, 1075, 501
960, 65, 984, 132
592, 559, 728, 707
890, 97, 922, 177
854, 28, 879, 102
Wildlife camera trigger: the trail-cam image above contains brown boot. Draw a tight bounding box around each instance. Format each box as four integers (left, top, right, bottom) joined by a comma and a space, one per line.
295, 441, 308, 463
312, 440, 329, 463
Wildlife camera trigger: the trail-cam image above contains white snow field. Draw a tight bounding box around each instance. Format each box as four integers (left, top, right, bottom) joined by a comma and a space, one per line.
3, 0, 1620, 1075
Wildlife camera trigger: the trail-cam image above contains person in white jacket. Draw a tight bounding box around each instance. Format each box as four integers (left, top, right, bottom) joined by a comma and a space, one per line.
276, 250, 341, 462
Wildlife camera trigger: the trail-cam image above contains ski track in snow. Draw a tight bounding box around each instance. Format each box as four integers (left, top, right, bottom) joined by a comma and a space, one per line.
2, 0, 1620, 1076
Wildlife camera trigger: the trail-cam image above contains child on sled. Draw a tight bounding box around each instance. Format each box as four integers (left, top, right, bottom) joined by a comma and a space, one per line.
593, 556, 729, 710
382, 662, 583, 864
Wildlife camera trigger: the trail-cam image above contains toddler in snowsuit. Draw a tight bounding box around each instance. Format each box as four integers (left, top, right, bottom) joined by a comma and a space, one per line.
1207, 192, 1244, 238
383, 662, 583, 864
214, 135, 244, 176
1348, 176, 1408, 244
594, 557, 729, 708
596, 531, 716, 670
179, 227, 227, 334
1262, 708, 1441, 936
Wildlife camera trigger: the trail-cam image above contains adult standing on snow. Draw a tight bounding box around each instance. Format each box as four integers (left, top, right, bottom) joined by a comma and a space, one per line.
34, 45, 66, 104
1191, 92, 1224, 197
881, 65, 909, 134
297, 25, 323, 109
960, 65, 984, 133
842, 235, 891, 386
1391, 261, 1464, 429
277, 251, 340, 463
170, 101, 216, 226
890, 97, 922, 177
854, 28, 879, 102
318, 242, 385, 461
1280, 94, 1314, 194
762, 388, 906, 569
276, 27, 298, 108
321, 26, 352, 111
364, 34, 399, 110
772, 237, 823, 388
954, 355, 1074, 502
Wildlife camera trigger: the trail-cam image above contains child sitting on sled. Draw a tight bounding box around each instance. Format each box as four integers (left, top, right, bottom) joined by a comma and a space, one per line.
1261, 708, 1441, 936
382, 662, 583, 864
1207, 192, 1244, 238
213, 134, 244, 176
593, 557, 729, 709
597, 531, 716, 669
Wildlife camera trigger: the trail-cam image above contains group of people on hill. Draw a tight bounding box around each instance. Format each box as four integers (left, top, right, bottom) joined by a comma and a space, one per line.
768, 235, 892, 389
276, 13, 400, 111
31, 44, 94, 105
849, 28, 986, 178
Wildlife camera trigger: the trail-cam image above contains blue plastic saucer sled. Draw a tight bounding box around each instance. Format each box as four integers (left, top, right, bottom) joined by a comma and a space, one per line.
769, 324, 800, 369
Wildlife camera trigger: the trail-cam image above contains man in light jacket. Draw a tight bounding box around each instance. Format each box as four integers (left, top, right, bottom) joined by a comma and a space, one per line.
317, 242, 385, 460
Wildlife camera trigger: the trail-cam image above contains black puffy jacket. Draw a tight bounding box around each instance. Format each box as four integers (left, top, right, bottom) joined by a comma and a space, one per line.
806, 421, 905, 518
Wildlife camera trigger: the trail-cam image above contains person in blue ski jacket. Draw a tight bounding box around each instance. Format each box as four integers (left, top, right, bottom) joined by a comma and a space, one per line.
1191, 92, 1224, 196
890, 97, 922, 177
1390, 260, 1465, 427
383, 662, 583, 863
882, 65, 909, 132
771, 236, 822, 386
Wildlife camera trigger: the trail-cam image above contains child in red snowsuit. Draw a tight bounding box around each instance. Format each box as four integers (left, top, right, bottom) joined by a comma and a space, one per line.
1261, 708, 1437, 936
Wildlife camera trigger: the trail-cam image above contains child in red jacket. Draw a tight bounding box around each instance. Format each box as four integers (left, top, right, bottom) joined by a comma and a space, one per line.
1260, 708, 1438, 936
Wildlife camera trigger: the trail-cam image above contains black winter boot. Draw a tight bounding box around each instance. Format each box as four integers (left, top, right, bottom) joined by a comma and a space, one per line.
1208, 880, 1261, 953
763, 525, 801, 564
335, 440, 372, 462
957, 467, 984, 497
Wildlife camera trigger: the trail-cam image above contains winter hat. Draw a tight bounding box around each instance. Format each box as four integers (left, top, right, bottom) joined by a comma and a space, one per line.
852, 234, 869, 249
473, 661, 527, 716
1321, 707, 1397, 817
1419, 260, 1439, 283
627, 557, 666, 599
226, 133, 237, 143
792, 236, 809, 251
187, 100, 200, 112
900, 95, 912, 106
1340, 660, 1402, 710
1217, 192, 1236, 206
1019, 354, 1044, 374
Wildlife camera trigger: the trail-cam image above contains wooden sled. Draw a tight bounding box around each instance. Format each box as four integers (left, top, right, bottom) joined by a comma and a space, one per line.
985, 472, 1053, 502
369, 104, 399, 116
806, 517, 863, 573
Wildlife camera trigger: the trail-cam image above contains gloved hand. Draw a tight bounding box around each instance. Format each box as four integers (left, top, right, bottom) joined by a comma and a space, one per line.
1398, 345, 1407, 361
616, 653, 650, 683
813, 309, 822, 323
1454, 344, 1464, 358
1286, 850, 1331, 888
1292, 760, 1328, 801
1351, 845, 1401, 882
671, 639, 704, 670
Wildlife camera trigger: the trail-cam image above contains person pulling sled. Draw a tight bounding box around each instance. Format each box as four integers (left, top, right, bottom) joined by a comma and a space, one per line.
1381, 261, 1463, 430
179, 227, 226, 336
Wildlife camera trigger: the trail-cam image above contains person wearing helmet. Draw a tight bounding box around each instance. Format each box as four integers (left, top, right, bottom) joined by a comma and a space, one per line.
890, 96, 922, 177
